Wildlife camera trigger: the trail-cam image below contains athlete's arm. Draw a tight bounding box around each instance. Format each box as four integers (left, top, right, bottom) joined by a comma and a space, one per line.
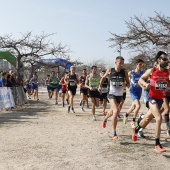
128, 71, 132, 79
138, 68, 153, 89
76, 75, 79, 85
124, 70, 130, 88
85, 75, 91, 90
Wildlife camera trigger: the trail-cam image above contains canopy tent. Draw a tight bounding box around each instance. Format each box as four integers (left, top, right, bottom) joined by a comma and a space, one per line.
0, 51, 16, 67
39, 58, 73, 70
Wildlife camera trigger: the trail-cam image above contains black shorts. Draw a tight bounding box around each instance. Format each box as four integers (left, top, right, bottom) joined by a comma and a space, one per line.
107, 94, 123, 104
68, 87, 77, 96
123, 92, 126, 100
146, 97, 163, 109
100, 93, 108, 101
62, 90, 67, 94
80, 88, 88, 95
50, 87, 57, 91
89, 90, 100, 98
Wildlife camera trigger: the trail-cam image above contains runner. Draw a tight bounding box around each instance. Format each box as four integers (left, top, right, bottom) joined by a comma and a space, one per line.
100, 56, 130, 138
30, 74, 39, 100
99, 70, 109, 115
65, 66, 79, 113
0, 72, 7, 87
123, 59, 144, 128
134, 51, 169, 152
59, 72, 68, 107
45, 75, 51, 99
79, 69, 89, 112
49, 71, 60, 105
85, 66, 101, 121
25, 78, 32, 99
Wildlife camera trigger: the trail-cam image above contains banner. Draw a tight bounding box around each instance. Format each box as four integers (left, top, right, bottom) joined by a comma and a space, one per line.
0, 87, 15, 109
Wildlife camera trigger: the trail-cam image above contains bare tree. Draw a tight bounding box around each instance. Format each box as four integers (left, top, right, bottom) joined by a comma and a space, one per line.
109, 12, 170, 62
0, 32, 69, 83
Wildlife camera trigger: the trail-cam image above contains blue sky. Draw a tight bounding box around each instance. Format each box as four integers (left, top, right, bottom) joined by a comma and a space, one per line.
0, 0, 170, 64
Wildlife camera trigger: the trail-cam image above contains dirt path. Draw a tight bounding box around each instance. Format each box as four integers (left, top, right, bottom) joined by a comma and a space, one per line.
0, 87, 169, 170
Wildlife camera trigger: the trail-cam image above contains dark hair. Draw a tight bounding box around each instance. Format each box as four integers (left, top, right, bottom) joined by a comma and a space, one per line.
91, 65, 97, 69
135, 59, 144, 64
47, 75, 50, 77
1, 72, 7, 76
116, 56, 124, 61
65, 72, 68, 74
155, 51, 167, 62
83, 69, 86, 71
102, 70, 106, 72
51, 71, 55, 73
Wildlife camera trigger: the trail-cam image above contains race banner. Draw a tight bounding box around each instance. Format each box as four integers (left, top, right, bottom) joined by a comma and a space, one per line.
0, 87, 15, 109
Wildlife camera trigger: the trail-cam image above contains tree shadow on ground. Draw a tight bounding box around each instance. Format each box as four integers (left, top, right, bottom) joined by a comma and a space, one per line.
0, 100, 49, 125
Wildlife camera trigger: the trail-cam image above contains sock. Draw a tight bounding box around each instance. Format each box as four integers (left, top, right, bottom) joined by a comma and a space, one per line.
132, 118, 136, 122
112, 131, 116, 135
135, 125, 141, 134
155, 138, 160, 146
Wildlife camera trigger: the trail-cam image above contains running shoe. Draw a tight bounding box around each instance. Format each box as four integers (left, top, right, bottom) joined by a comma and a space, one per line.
154, 144, 166, 152
81, 108, 85, 112
102, 110, 106, 115
138, 130, 145, 138
102, 118, 107, 128
113, 134, 118, 139
92, 115, 96, 121
131, 120, 136, 128
79, 100, 82, 106
67, 106, 70, 113
166, 122, 170, 136
132, 128, 137, 141
123, 113, 128, 124
71, 108, 75, 113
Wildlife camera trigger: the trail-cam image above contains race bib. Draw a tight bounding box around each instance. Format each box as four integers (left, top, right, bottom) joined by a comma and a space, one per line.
155, 81, 167, 90
102, 87, 108, 93
70, 81, 76, 86
112, 81, 122, 87
91, 84, 98, 90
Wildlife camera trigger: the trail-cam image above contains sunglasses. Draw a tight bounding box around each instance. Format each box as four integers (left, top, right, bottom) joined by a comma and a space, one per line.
160, 57, 168, 61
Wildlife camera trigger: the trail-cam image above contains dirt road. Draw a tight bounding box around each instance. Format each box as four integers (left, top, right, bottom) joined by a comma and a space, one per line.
0, 87, 169, 170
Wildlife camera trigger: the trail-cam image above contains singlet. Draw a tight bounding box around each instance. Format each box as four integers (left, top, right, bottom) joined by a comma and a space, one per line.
109, 68, 125, 96
68, 74, 77, 88
130, 70, 143, 93
45, 79, 50, 87
80, 75, 87, 89
61, 78, 67, 91
31, 78, 38, 84
49, 76, 59, 88
89, 74, 100, 90
101, 78, 109, 93
148, 67, 169, 99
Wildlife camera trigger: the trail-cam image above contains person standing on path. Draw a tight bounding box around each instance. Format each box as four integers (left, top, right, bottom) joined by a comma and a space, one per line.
134, 51, 169, 152
79, 69, 89, 112
123, 59, 144, 128
85, 66, 101, 121
100, 56, 130, 139
65, 66, 79, 113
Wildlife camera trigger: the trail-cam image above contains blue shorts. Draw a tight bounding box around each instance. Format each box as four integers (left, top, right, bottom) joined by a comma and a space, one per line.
130, 91, 142, 101
32, 84, 38, 90
47, 86, 50, 92
26, 84, 31, 90
57, 85, 62, 91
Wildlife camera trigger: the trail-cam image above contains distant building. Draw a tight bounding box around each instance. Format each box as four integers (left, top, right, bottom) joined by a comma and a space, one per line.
0, 59, 16, 71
